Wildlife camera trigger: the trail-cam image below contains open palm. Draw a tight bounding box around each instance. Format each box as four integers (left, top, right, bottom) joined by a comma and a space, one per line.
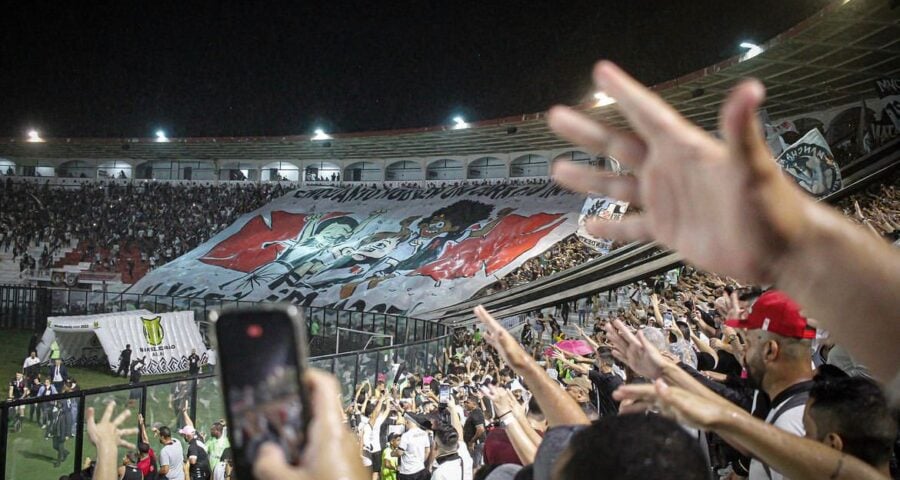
549, 61, 813, 284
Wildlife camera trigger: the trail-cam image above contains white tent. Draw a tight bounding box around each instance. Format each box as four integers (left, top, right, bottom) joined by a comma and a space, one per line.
36, 310, 207, 374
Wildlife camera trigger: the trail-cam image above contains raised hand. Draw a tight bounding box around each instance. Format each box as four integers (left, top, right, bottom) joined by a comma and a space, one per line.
474, 305, 531, 369
549, 61, 811, 284
613, 379, 729, 429
86, 401, 139, 480
603, 320, 669, 380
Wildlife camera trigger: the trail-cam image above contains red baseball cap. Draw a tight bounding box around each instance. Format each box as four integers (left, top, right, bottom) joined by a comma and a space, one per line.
725, 290, 815, 339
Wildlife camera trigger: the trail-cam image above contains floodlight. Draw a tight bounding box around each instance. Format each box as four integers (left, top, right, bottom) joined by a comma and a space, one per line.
593, 92, 616, 107
312, 128, 332, 140
27, 129, 43, 142
452, 116, 469, 130
155, 130, 169, 142
739, 42, 764, 60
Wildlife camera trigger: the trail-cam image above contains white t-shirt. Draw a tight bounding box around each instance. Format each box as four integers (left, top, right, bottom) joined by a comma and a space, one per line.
431, 442, 472, 480
748, 399, 806, 480
398, 428, 430, 474
23, 356, 41, 370
458, 441, 473, 480
160, 439, 185, 480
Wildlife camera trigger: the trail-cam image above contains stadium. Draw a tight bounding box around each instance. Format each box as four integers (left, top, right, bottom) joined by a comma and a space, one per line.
1, 1, 899, 479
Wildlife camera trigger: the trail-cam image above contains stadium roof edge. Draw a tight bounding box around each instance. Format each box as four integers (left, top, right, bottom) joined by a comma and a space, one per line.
1, 0, 896, 161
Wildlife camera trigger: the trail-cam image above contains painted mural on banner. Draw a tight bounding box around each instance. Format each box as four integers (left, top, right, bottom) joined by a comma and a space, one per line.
129, 183, 590, 314
575, 196, 629, 253
776, 128, 842, 197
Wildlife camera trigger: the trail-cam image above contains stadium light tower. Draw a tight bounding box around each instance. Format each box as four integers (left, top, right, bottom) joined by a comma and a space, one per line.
155, 130, 169, 142
739, 41, 764, 61
452, 116, 469, 130
593, 91, 616, 107
312, 128, 332, 140
27, 129, 43, 143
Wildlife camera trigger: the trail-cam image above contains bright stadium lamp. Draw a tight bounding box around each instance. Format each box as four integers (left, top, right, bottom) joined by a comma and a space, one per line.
739, 41, 764, 60
593, 91, 616, 107
452, 116, 469, 130
312, 128, 332, 140
27, 129, 43, 143
155, 130, 169, 142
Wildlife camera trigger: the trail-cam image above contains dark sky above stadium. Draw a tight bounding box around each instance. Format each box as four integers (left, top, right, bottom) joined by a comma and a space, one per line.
1, 1, 829, 138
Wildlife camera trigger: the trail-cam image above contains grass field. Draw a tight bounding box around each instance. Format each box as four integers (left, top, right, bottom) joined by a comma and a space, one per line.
2, 328, 226, 480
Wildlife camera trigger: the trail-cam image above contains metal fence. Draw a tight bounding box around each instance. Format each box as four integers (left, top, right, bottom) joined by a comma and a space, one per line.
0, 284, 451, 480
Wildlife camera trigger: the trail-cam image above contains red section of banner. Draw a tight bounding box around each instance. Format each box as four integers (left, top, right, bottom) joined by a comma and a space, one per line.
415, 212, 565, 281
200, 211, 308, 272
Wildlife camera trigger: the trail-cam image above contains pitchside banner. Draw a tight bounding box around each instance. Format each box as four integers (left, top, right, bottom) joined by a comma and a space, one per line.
130, 183, 601, 314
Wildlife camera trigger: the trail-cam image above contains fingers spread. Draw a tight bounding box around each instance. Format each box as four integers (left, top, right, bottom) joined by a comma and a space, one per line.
585, 217, 650, 243
551, 160, 640, 203
118, 427, 139, 437
86, 406, 96, 426
593, 61, 687, 138
113, 408, 131, 427
101, 401, 116, 423
547, 106, 647, 167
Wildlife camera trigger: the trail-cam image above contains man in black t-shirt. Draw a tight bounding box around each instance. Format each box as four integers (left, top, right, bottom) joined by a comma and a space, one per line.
462, 397, 486, 468
188, 350, 200, 376
117, 345, 132, 377
586, 348, 623, 418
180, 425, 211, 479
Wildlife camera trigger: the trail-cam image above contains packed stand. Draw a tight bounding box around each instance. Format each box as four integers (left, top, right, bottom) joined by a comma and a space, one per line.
21, 61, 900, 480
0, 179, 287, 282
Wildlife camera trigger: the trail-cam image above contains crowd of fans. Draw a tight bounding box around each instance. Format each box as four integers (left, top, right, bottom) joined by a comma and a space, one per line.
5, 59, 900, 480
0, 179, 288, 282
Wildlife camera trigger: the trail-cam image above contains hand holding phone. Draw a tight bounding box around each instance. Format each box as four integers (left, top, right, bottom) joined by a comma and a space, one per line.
212, 304, 311, 479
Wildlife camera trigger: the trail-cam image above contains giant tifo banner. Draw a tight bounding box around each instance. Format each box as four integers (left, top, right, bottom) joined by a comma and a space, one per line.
36, 310, 206, 374
130, 183, 588, 314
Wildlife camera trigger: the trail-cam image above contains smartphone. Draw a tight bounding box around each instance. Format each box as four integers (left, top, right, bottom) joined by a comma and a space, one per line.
439, 383, 451, 404
211, 304, 311, 479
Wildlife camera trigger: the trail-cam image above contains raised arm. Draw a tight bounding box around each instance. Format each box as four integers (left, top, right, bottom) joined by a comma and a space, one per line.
548, 60, 900, 381
137, 413, 150, 445
615, 380, 884, 480
474, 306, 589, 426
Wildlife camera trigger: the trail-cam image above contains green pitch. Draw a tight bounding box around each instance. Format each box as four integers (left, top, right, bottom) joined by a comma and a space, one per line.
2, 329, 226, 479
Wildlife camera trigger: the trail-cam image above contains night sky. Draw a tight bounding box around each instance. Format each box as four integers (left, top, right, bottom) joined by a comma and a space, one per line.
1, 1, 829, 138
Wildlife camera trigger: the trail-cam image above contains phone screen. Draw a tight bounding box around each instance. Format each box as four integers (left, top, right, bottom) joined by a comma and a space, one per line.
439, 384, 451, 404
216, 308, 309, 477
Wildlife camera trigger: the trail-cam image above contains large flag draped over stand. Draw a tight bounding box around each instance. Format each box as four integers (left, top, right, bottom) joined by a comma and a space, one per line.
129, 183, 600, 315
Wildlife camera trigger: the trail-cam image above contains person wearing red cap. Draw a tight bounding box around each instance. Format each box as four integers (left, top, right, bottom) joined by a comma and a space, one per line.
725, 290, 815, 480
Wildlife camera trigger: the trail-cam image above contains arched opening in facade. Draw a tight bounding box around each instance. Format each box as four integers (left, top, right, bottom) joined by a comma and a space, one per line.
305, 161, 341, 182
58, 160, 96, 179
510, 154, 549, 177
344, 161, 382, 182
261, 161, 301, 182
385, 161, 423, 181
98, 160, 133, 179
426, 159, 464, 181
467, 157, 506, 179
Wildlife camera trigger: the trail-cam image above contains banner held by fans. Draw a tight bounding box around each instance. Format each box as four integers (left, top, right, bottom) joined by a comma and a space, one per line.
129, 183, 594, 315
776, 128, 842, 197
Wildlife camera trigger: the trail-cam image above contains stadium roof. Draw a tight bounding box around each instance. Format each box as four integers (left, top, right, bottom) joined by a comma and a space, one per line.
1, 0, 897, 163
